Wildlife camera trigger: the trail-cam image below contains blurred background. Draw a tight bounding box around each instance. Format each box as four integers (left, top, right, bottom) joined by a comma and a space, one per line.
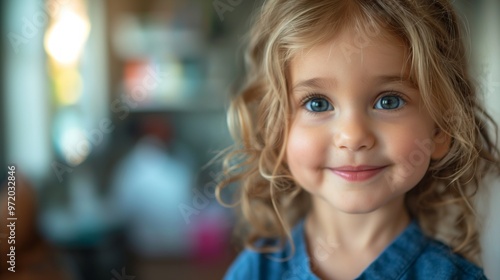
0, 0, 498, 279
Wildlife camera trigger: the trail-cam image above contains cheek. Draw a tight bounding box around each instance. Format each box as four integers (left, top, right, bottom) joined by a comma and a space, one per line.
386, 130, 434, 189
286, 124, 329, 185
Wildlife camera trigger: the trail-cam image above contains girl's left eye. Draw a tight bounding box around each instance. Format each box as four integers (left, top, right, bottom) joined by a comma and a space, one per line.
374, 94, 406, 110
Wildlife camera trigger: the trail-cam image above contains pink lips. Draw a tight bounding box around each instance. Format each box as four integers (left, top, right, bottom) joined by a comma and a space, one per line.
330, 165, 386, 182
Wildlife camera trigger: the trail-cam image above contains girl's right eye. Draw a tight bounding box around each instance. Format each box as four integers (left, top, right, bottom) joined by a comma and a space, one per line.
303, 97, 334, 112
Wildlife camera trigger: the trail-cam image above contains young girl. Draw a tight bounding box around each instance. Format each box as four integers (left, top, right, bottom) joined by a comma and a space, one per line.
216, 0, 500, 279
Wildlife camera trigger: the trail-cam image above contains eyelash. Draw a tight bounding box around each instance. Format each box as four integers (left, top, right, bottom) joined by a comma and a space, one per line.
300, 93, 327, 106
299, 91, 408, 114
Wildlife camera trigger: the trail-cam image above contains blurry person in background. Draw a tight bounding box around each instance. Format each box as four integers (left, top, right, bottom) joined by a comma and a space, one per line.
107, 115, 195, 260
0, 176, 73, 280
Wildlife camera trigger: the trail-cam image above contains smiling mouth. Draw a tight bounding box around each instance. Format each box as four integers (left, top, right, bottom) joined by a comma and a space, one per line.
329, 165, 387, 182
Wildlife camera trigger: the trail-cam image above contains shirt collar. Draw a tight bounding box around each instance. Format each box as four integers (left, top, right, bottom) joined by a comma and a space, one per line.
358, 220, 429, 279
289, 219, 429, 280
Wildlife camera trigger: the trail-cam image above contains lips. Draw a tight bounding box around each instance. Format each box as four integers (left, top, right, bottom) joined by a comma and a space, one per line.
329, 165, 387, 182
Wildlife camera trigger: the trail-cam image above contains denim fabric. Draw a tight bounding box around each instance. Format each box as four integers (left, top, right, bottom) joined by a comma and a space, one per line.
224, 220, 487, 280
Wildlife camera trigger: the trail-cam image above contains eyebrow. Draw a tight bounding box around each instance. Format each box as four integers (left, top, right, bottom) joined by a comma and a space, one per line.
292, 75, 415, 93
376, 74, 413, 85
377, 75, 418, 89
292, 77, 336, 93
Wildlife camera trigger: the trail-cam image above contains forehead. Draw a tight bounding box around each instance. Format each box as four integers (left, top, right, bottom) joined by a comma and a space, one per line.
289, 28, 410, 87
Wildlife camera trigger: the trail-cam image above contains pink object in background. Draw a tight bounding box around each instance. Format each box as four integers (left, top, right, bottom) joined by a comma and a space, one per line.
190, 205, 231, 264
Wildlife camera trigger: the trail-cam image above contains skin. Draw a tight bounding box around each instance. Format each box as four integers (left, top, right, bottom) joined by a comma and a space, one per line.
286, 28, 450, 279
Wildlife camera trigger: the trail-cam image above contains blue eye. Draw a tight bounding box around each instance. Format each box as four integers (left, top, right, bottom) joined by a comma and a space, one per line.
374, 94, 406, 110
304, 97, 334, 112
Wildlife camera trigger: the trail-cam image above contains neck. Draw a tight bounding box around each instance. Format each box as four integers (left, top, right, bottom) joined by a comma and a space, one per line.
305, 196, 410, 253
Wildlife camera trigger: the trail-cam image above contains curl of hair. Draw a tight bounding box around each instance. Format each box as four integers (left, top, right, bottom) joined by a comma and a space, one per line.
216, 0, 500, 264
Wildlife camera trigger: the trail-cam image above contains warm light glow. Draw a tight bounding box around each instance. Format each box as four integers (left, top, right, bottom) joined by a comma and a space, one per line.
44, 8, 90, 65
53, 65, 83, 105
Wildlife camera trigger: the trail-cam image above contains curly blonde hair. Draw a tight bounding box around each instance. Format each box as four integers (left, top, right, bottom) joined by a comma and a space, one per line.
216, 0, 500, 264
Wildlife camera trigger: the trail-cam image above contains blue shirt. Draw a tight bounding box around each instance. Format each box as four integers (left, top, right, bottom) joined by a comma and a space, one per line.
224, 220, 487, 279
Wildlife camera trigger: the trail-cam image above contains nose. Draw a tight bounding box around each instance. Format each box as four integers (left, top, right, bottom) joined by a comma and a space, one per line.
333, 113, 375, 151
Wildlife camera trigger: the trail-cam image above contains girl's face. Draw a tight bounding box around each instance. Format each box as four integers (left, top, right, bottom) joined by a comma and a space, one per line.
286, 29, 449, 214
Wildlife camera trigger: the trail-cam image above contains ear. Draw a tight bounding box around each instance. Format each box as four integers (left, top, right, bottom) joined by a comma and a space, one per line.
431, 128, 451, 160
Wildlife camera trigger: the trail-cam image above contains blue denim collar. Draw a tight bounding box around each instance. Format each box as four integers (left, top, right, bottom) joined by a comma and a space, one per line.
287, 219, 320, 279
357, 220, 429, 279
286, 219, 429, 280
